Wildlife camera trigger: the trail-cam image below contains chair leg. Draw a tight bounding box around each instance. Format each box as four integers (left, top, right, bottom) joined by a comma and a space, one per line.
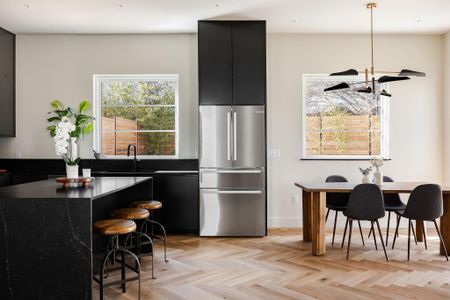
392, 214, 401, 249
357, 220, 365, 246
326, 208, 330, 221
346, 219, 353, 260
121, 250, 126, 292
371, 222, 378, 250
341, 217, 349, 249
376, 220, 389, 261
408, 219, 411, 261
423, 222, 428, 250
433, 220, 449, 261
386, 211, 391, 247
368, 226, 373, 238
411, 221, 418, 245
332, 210, 338, 246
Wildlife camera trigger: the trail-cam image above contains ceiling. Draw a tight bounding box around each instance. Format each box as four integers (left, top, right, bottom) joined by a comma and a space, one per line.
1, 0, 449, 34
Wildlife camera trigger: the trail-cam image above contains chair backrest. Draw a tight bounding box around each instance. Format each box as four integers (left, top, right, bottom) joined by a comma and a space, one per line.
403, 184, 442, 221
344, 184, 385, 220
325, 175, 349, 207
382, 176, 404, 207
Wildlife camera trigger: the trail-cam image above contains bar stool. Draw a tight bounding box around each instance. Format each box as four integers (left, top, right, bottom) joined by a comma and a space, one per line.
111, 207, 155, 279
93, 219, 141, 300
132, 200, 168, 262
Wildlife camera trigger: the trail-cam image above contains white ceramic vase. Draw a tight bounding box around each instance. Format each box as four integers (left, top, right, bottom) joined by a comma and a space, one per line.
362, 175, 370, 183
373, 170, 383, 186
66, 164, 79, 179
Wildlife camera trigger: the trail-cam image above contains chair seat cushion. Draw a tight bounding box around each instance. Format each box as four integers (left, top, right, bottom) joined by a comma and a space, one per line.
326, 204, 347, 211
385, 203, 407, 211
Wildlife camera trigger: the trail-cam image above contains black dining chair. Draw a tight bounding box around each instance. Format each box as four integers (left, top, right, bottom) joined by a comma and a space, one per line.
343, 184, 388, 261
368, 176, 418, 246
391, 184, 449, 261
325, 175, 365, 246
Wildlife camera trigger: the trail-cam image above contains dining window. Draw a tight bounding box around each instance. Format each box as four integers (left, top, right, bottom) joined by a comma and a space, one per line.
93, 74, 178, 158
302, 74, 389, 159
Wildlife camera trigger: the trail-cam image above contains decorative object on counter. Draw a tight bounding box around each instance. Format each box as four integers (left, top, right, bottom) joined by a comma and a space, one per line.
370, 156, 384, 186
359, 166, 372, 183
46, 99, 94, 178
82, 168, 91, 178
56, 177, 93, 188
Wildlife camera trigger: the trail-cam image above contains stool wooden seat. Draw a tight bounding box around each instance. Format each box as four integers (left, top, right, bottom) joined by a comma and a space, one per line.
112, 207, 149, 220
93, 219, 136, 236
132, 200, 162, 210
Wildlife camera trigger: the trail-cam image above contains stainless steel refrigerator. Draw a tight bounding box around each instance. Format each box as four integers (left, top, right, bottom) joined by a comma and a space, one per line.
199, 105, 266, 236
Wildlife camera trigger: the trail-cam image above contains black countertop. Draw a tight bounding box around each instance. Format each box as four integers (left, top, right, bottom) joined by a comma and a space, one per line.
0, 176, 152, 200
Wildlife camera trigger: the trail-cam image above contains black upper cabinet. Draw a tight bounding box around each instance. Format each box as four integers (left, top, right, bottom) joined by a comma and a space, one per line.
198, 22, 233, 105
232, 21, 266, 105
198, 21, 266, 106
0, 28, 15, 136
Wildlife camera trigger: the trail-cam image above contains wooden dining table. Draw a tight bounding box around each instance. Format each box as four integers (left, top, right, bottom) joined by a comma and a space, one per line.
295, 182, 450, 256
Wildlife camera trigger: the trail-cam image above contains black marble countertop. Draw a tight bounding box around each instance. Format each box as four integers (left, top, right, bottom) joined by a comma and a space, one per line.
0, 176, 152, 200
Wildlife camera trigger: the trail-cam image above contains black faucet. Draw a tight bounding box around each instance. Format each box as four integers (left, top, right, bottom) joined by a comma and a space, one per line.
127, 144, 139, 171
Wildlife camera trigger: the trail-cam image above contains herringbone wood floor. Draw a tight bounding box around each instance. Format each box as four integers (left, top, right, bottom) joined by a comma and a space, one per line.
94, 228, 450, 300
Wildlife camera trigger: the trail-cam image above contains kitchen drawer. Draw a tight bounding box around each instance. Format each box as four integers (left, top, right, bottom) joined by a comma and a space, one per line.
200, 168, 265, 189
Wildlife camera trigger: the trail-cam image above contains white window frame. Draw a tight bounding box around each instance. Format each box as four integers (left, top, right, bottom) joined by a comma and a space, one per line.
301, 74, 390, 160
93, 74, 179, 159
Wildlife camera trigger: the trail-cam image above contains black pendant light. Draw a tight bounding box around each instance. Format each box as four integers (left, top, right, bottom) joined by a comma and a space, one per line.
324, 2, 425, 97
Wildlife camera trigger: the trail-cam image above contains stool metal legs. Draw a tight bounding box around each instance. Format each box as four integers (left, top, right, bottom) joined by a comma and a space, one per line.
95, 235, 141, 300
140, 212, 169, 263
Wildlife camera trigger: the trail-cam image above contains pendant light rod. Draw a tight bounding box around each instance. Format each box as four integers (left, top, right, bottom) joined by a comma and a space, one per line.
367, 2, 376, 76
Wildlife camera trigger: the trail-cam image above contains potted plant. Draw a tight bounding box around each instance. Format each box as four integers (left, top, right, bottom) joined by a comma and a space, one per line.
359, 166, 372, 183
370, 156, 384, 186
46, 100, 94, 178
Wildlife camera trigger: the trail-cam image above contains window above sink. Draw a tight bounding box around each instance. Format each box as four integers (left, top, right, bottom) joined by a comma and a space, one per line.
93, 74, 179, 159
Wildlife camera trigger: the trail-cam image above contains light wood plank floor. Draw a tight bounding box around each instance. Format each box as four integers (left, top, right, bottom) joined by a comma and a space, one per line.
93, 228, 450, 300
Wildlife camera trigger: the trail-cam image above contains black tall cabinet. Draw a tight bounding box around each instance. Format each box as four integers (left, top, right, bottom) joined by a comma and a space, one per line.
0, 28, 15, 137
198, 21, 266, 105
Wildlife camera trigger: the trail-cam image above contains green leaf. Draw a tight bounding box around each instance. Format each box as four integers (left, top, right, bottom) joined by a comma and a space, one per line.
46, 125, 56, 131
47, 117, 61, 123
83, 122, 93, 135
76, 114, 91, 126
50, 100, 63, 110
70, 127, 81, 138
79, 100, 90, 113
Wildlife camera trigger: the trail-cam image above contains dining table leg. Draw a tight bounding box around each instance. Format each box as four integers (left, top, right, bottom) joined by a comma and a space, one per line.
312, 191, 326, 255
441, 193, 450, 255
416, 220, 424, 242
302, 190, 312, 242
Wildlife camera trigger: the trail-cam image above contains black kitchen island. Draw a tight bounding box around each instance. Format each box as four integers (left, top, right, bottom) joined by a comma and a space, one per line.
0, 176, 153, 300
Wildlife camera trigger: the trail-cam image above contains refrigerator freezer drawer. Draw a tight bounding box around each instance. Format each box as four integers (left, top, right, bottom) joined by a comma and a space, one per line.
200, 168, 265, 189
200, 188, 266, 236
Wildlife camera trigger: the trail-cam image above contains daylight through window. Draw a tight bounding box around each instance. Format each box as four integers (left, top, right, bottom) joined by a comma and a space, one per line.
94, 75, 178, 157
302, 75, 389, 159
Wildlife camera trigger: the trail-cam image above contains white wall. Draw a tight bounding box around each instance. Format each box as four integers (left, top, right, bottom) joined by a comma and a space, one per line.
267, 34, 444, 227
0, 34, 198, 158
444, 32, 450, 185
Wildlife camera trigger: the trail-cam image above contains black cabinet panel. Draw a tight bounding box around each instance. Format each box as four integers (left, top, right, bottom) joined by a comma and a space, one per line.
198, 21, 233, 105
154, 174, 199, 234
0, 28, 15, 136
232, 21, 266, 105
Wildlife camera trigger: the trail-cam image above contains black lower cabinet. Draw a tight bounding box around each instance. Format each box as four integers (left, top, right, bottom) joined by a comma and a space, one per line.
153, 174, 199, 235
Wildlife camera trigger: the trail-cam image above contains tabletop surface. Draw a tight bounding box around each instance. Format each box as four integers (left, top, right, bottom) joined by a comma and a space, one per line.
0, 176, 152, 200
295, 182, 450, 194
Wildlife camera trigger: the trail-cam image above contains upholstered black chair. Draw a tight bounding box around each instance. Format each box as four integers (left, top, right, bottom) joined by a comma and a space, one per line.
391, 184, 449, 261
343, 184, 388, 261
326, 175, 364, 246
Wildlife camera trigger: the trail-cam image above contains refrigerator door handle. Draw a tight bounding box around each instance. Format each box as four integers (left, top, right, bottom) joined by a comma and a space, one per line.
215, 170, 262, 174
227, 112, 231, 161
233, 111, 237, 161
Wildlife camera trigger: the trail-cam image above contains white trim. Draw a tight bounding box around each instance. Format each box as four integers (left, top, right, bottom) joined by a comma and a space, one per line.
301, 74, 390, 160
93, 74, 179, 159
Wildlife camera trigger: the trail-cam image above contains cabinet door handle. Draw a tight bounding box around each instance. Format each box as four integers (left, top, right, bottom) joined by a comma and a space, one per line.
217, 190, 262, 195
